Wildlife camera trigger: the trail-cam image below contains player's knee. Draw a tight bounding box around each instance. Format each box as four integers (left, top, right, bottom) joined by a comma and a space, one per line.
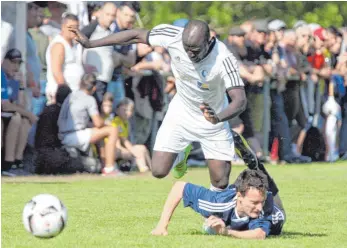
211, 177, 229, 190
151, 167, 169, 179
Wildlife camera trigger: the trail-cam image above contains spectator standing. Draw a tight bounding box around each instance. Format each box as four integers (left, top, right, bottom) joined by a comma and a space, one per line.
108, 1, 139, 109
29, 6, 50, 116
268, 20, 311, 164
82, 2, 131, 107
1, 20, 13, 62
40, 1, 67, 39
46, 13, 85, 104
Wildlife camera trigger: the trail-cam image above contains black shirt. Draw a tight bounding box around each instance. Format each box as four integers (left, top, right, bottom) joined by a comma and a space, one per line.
35, 105, 62, 149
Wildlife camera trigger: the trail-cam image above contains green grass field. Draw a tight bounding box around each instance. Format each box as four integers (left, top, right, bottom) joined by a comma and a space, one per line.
2, 162, 347, 248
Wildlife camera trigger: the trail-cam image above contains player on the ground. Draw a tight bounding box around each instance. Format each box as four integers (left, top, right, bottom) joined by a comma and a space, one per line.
69, 20, 247, 189
151, 167, 285, 239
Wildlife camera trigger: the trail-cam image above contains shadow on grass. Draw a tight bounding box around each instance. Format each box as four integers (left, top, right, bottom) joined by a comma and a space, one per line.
188, 230, 327, 238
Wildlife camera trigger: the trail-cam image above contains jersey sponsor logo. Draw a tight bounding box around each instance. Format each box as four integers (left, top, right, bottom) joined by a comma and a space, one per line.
197, 81, 210, 90
201, 70, 208, 78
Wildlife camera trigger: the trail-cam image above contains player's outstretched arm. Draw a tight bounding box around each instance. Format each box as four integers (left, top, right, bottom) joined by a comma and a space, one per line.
151, 181, 187, 236
223, 228, 266, 240
68, 26, 149, 48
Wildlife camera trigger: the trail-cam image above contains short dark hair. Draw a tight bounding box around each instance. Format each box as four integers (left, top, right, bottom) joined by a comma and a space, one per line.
235, 169, 269, 197
116, 97, 134, 109
80, 73, 97, 91
119, 1, 140, 13
103, 92, 114, 103
62, 12, 79, 22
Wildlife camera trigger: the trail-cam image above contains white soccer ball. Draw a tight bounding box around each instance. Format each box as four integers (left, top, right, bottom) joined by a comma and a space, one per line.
22, 194, 68, 238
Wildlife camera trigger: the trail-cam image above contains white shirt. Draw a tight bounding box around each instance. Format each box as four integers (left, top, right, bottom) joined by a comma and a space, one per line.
83, 25, 114, 82
1, 20, 13, 62
148, 24, 244, 116
46, 35, 85, 94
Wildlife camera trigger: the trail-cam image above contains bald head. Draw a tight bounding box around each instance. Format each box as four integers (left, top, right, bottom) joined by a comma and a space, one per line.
183, 20, 210, 46
182, 20, 212, 63
99, 2, 117, 29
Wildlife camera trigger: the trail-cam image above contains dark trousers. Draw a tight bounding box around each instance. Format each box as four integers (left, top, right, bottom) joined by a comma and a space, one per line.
340, 101, 347, 155
270, 90, 292, 160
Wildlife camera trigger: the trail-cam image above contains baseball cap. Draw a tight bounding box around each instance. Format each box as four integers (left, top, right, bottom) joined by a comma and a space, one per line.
4, 49, 23, 62
268, 19, 286, 31
229, 26, 246, 36
313, 27, 326, 41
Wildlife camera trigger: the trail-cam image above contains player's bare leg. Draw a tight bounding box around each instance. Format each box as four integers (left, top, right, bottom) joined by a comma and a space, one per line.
207, 160, 231, 190
151, 151, 178, 178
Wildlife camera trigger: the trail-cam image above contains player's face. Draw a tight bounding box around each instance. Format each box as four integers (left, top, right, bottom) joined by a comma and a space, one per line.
183, 40, 210, 63
238, 188, 266, 219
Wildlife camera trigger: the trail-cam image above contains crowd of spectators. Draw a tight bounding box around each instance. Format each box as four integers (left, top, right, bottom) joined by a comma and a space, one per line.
1, 1, 346, 177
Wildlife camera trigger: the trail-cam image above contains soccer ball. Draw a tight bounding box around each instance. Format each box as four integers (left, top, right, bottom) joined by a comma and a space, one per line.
22, 194, 68, 238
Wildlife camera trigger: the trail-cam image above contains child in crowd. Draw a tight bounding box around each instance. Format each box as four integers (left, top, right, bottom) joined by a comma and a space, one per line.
100, 95, 151, 172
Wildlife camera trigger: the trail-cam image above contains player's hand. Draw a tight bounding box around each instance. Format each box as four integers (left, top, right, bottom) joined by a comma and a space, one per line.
199, 102, 220, 124
68, 26, 91, 48
151, 225, 168, 236
206, 216, 226, 235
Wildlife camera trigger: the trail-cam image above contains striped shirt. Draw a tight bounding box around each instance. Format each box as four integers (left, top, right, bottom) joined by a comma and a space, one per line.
147, 24, 244, 115
183, 183, 285, 236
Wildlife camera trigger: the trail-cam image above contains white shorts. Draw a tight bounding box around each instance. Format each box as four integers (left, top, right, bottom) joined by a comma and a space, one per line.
154, 96, 235, 161
60, 128, 92, 152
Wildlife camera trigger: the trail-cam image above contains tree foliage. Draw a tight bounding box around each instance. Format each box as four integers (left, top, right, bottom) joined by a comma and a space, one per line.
139, 1, 347, 33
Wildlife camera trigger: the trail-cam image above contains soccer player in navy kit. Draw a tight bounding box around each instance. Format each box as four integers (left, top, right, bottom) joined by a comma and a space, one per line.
151, 168, 285, 239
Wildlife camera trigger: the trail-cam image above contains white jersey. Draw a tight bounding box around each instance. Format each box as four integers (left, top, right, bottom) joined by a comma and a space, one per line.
147, 24, 244, 116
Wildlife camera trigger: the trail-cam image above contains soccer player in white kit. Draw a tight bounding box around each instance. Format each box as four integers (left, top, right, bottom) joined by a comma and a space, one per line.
69, 20, 247, 190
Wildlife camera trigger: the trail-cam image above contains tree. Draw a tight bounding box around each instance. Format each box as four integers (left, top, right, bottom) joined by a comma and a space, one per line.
138, 1, 347, 32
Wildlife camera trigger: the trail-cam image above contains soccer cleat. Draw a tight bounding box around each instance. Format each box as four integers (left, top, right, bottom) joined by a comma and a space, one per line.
232, 131, 259, 170
172, 144, 192, 179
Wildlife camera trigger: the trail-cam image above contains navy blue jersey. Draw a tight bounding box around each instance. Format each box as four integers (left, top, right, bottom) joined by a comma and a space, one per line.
183, 183, 285, 236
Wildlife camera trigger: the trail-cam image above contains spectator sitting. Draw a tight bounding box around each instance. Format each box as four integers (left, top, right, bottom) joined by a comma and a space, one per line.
1, 49, 38, 176
112, 98, 151, 173
58, 73, 119, 176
